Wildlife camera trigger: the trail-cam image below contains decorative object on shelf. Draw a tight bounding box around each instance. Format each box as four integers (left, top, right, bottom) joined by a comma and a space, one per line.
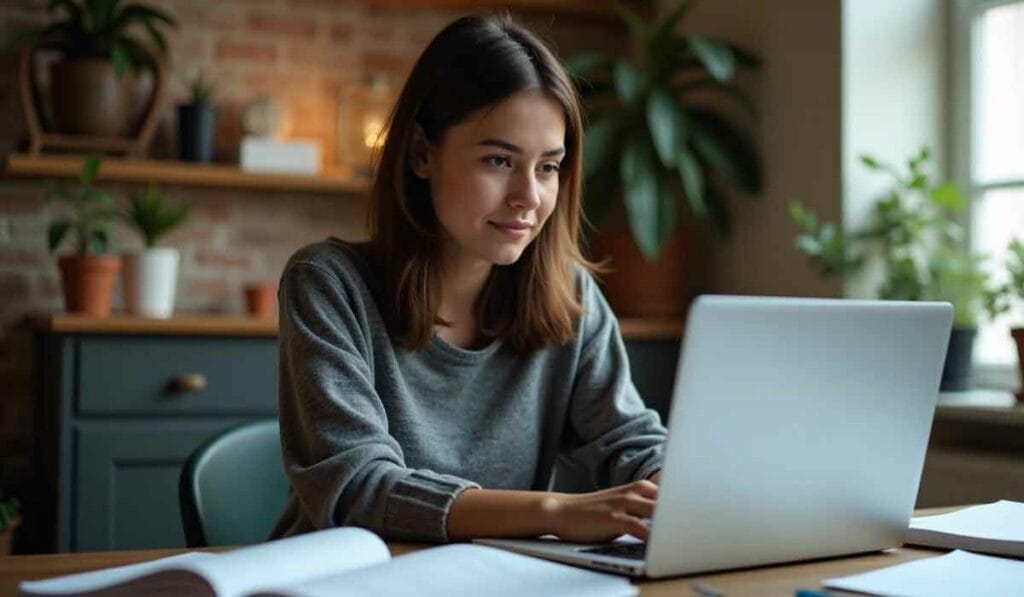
567, 1, 761, 317
47, 153, 122, 317
121, 183, 191, 318
0, 488, 20, 555
790, 147, 1003, 392
244, 282, 277, 319
10, 0, 177, 157
178, 70, 216, 163
336, 72, 395, 178
240, 96, 321, 174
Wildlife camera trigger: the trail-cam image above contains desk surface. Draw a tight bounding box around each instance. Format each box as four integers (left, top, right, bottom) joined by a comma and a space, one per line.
0, 540, 949, 597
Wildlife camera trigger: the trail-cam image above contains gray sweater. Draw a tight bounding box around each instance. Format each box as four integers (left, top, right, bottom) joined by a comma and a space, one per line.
270, 238, 666, 543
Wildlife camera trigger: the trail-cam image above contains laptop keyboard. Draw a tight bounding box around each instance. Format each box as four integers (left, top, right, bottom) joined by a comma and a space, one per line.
580, 542, 647, 560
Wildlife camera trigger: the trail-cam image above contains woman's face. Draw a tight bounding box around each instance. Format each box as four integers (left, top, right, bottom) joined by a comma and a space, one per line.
417, 89, 566, 269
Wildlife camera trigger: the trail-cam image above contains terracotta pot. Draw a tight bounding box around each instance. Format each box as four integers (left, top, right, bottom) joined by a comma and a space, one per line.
244, 282, 278, 319
58, 255, 122, 316
50, 58, 134, 136
1013, 328, 1024, 402
588, 225, 698, 318
0, 516, 20, 555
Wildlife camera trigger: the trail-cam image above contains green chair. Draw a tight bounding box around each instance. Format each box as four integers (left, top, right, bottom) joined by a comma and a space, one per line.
179, 419, 290, 547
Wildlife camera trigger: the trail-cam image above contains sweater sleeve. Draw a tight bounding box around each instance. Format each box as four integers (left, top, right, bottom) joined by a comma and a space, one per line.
563, 271, 668, 488
277, 260, 479, 542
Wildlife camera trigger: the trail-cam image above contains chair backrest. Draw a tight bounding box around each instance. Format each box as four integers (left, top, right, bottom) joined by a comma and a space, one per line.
179, 419, 290, 547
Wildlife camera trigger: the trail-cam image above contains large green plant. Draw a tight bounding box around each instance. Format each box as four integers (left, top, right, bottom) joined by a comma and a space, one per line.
569, 1, 761, 258
124, 183, 191, 248
10, 0, 177, 75
790, 147, 1001, 327
47, 154, 120, 256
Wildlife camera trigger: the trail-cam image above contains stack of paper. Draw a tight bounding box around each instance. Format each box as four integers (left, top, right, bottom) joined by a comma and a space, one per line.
824, 550, 1024, 597
906, 500, 1024, 557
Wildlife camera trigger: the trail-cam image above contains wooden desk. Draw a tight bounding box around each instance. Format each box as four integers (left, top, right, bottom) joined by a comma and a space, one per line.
0, 541, 948, 597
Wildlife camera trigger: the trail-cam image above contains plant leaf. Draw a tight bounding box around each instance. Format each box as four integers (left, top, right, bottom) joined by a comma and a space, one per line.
929, 182, 966, 211
80, 153, 102, 186
566, 52, 607, 77
47, 219, 72, 252
583, 115, 621, 180
676, 147, 705, 215
110, 41, 130, 75
646, 86, 687, 166
674, 77, 758, 119
620, 133, 661, 258
611, 0, 651, 41
90, 227, 110, 254
688, 108, 761, 194
686, 35, 735, 82
613, 60, 645, 104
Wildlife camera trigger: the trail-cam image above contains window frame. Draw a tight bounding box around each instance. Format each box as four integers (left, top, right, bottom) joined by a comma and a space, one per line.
951, 0, 1024, 389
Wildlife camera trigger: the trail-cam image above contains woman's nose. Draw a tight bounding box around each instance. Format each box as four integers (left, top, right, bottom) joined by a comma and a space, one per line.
507, 169, 542, 211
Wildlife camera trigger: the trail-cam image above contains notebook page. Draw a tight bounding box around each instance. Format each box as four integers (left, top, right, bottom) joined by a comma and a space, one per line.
190, 527, 390, 596
252, 544, 636, 597
909, 500, 1024, 541
19, 552, 212, 596
824, 550, 1024, 597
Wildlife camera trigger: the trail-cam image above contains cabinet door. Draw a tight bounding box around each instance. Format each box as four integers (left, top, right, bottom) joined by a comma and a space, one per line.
73, 420, 252, 551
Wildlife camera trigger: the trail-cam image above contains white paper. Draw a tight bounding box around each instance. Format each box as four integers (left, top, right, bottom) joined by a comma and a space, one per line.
255, 543, 637, 597
18, 552, 212, 595
824, 550, 1024, 597
910, 500, 1024, 541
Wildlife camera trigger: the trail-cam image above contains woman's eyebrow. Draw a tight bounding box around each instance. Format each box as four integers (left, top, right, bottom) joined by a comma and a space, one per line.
478, 138, 565, 157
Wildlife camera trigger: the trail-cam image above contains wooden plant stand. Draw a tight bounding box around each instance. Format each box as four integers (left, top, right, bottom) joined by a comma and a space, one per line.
18, 45, 166, 158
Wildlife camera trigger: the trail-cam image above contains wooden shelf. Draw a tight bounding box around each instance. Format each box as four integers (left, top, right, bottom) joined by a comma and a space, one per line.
29, 314, 278, 337
2, 153, 369, 195
29, 314, 683, 341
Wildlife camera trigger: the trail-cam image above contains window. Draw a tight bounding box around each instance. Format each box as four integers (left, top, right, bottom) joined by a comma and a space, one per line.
953, 0, 1024, 388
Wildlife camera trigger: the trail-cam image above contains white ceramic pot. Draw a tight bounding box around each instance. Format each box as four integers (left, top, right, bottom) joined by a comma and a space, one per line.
122, 248, 180, 318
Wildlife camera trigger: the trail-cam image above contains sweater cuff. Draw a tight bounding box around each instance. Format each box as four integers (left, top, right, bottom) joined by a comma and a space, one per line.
384, 470, 480, 542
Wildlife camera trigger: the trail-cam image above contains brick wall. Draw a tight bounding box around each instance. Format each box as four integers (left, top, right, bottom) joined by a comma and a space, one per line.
0, 1, 622, 486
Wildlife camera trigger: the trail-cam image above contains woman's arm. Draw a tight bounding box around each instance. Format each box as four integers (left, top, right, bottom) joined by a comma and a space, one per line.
447, 480, 658, 543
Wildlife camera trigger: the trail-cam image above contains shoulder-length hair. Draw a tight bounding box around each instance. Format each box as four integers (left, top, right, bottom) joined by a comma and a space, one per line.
367, 13, 595, 353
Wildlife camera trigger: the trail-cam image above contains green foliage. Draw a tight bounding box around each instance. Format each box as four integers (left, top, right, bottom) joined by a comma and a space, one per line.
0, 489, 20, 532
47, 153, 120, 256
8, 0, 178, 75
570, 0, 762, 259
187, 70, 214, 104
789, 147, 1000, 327
124, 183, 191, 248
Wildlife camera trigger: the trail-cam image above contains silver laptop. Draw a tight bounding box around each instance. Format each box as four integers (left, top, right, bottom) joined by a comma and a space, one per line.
477, 295, 953, 578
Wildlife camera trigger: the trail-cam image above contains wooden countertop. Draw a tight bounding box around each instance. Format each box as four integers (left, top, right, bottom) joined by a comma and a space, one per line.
27, 314, 685, 340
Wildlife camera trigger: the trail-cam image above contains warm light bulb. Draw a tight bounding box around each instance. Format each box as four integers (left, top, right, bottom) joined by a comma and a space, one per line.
362, 116, 386, 149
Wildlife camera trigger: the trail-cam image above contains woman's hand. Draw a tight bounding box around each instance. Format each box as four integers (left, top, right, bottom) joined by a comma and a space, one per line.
541, 480, 658, 543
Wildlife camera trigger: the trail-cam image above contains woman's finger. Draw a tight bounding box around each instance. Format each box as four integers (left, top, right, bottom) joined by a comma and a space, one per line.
611, 511, 650, 540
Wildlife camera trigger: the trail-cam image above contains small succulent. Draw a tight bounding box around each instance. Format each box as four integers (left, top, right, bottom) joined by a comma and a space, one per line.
124, 183, 191, 248
188, 70, 214, 104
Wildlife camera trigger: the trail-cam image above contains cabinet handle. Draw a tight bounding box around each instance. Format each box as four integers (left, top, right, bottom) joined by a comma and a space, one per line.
169, 373, 207, 393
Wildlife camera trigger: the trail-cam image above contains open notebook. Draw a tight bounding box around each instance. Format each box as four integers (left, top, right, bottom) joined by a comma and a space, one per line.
19, 527, 636, 597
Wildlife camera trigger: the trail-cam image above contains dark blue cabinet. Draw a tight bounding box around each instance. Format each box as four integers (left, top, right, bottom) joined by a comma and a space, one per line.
31, 333, 278, 552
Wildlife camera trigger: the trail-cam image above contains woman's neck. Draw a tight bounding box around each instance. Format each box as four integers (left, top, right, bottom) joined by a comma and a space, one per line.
436, 251, 492, 347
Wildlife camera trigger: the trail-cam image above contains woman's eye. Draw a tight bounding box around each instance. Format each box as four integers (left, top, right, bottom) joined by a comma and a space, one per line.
539, 163, 560, 175
486, 156, 512, 168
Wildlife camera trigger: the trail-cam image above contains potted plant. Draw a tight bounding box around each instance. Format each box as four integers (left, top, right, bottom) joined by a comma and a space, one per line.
994, 238, 1024, 400
179, 70, 216, 162
789, 147, 1002, 391
568, 1, 761, 316
10, 0, 177, 136
48, 153, 122, 316
0, 489, 21, 555
122, 183, 191, 318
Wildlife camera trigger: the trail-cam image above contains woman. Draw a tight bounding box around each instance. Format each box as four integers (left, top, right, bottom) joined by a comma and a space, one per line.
270, 14, 667, 545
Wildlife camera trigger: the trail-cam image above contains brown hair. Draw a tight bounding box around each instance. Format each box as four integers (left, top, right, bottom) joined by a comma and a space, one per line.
367, 13, 595, 353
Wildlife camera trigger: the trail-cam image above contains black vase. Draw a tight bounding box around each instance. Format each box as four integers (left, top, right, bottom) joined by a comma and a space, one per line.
940, 326, 977, 392
178, 101, 216, 162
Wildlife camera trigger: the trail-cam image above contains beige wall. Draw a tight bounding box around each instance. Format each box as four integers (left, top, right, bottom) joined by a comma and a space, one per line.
662, 0, 947, 298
